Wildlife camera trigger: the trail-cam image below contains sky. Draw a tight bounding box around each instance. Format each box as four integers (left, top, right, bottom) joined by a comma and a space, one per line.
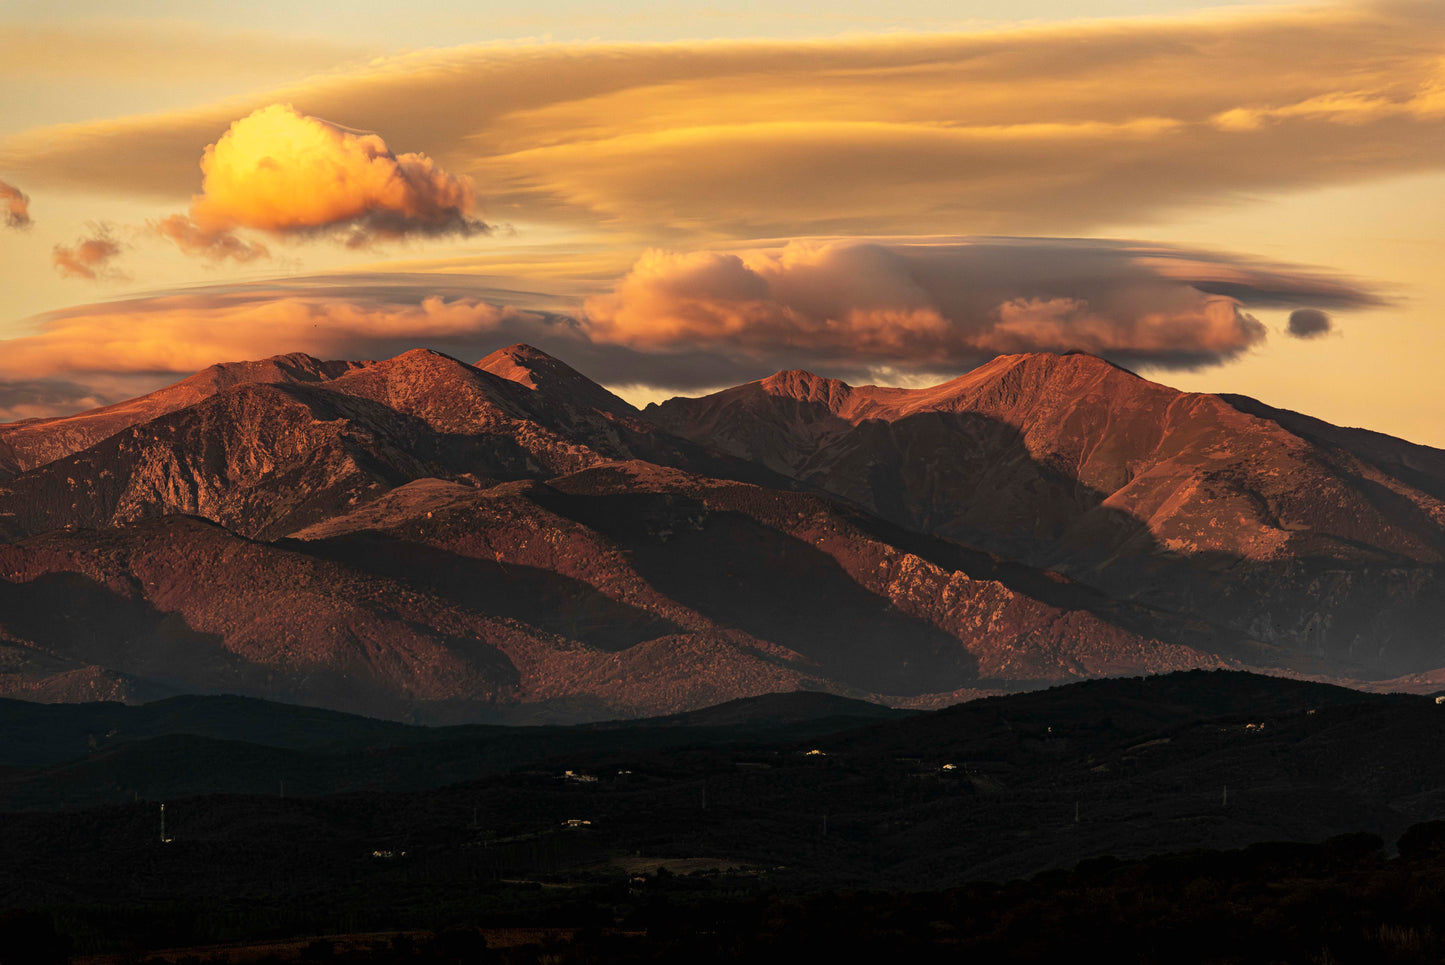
2, 0, 1443, 446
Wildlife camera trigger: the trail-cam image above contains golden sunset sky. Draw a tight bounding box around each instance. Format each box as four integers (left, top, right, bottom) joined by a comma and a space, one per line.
2, 0, 1442, 444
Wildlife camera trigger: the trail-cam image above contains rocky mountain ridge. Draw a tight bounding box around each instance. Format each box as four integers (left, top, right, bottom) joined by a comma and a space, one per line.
648, 352, 1445, 670
0, 344, 1439, 721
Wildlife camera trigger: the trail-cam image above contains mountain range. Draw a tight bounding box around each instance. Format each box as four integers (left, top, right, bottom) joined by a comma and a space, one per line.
1, 344, 1440, 722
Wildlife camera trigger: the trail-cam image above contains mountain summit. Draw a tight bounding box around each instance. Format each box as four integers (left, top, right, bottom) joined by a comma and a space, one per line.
0, 352, 369, 479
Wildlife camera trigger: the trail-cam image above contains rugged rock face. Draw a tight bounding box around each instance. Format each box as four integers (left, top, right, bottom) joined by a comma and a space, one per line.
0, 353, 369, 477
0, 345, 1439, 720
0, 347, 777, 542
648, 352, 1445, 670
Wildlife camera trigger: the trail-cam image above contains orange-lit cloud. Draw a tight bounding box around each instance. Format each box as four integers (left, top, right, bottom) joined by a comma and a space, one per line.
0, 178, 29, 228
154, 104, 487, 258
151, 213, 269, 262
0, 286, 562, 391
0, 22, 373, 83
2, 3, 1443, 237
0, 271, 593, 420
584, 240, 1381, 374
51, 230, 125, 281
0, 238, 1382, 421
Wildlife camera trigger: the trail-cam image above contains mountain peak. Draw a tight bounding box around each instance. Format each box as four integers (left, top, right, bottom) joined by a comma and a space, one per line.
386, 347, 467, 367
987, 350, 1142, 380
476, 343, 567, 389
193, 352, 368, 392
494, 342, 559, 362
758, 369, 854, 405
261, 350, 328, 366
329, 348, 485, 389
476, 343, 637, 416
0, 351, 369, 475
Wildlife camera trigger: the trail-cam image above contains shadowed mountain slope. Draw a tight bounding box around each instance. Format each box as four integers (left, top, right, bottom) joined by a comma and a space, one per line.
0, 458, 1250, 721
648, 352, 1445, 672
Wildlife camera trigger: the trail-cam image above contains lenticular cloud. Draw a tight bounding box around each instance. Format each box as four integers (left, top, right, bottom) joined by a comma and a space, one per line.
584, 239, 1382, 373
157, 104, 487, 259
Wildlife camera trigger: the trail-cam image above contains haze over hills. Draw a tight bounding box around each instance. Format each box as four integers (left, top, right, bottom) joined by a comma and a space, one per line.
0, 344, 1441, 722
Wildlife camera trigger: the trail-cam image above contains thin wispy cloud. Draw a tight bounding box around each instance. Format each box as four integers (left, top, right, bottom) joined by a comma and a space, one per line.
0, 290, 550, 383
0, 22, 375, 83
0, 377, 112, 424
51, 228, 125, 281
2, 2, 1442, 238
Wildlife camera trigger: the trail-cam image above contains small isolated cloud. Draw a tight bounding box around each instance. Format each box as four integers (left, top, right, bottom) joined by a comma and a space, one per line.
151, 213, 269, 262
52, 229, 125, 280
1287, 308, 1333, 339
155, 103, 487, 259
584, 239, 1383, 377
0, 178, 29, 228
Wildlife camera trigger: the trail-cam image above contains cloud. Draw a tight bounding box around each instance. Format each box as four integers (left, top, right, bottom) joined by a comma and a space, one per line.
2, 3, 1443, 237
0, 378, 114, 424
583, 239, 1383, 375
0, 237, 1383, 420
0, 273, 754, 420
151, 213, 269, 263
0, 178, 29, 228
153, 104, 487, 258
0, 285, 569, 388
0, 22, 374, 83
1288, 308, 1334, 338
51, 229, 125, 281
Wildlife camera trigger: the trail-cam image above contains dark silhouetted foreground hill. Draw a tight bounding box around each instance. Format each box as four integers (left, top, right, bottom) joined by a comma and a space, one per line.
1, 671, 1444, 961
